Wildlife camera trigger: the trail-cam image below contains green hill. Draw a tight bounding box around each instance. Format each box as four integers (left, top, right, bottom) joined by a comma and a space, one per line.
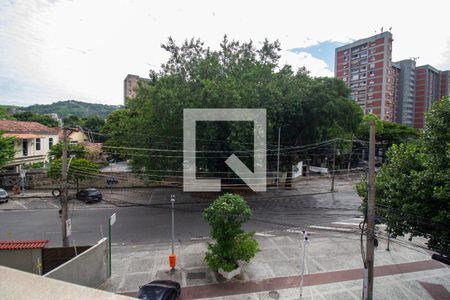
16, 100, 121, 119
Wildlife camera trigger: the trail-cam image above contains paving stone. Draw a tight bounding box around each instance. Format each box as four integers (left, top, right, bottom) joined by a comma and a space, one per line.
127, 257, 154, 273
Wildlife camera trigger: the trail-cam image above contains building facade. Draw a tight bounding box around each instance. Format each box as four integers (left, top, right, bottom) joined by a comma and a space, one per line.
394, 59, 416, 126
336, 32, 449, 128
123, 74, 151, 105
414, 65, 441, 128
335, 31, 395, 121
123, 74, 140, 103
440, 70, 450, 99
0, 120, 59, 172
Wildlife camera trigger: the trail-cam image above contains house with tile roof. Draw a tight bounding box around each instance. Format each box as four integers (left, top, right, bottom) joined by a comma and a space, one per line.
0, 120, 60, 172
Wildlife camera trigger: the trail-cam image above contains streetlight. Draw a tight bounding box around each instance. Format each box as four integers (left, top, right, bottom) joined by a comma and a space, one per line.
169, 194, 176, 271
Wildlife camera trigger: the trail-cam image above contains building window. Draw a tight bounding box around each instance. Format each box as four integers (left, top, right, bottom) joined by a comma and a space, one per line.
23, 140, 28, 156
36, 138, 41, 151
49, 137, 53, 149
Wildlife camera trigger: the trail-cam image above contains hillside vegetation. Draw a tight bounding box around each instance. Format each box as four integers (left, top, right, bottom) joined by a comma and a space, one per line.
5, 100, 121, 119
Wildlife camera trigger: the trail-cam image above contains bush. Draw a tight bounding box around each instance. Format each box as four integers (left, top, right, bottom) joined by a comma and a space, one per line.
203, 193, 259, 272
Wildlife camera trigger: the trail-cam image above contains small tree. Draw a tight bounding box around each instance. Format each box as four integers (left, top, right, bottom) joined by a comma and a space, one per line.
47, 158, 99, 192
356, 97, 450, 255
49, 142, 86, 159
203, 193, 259, 272
0, 131, 15, 169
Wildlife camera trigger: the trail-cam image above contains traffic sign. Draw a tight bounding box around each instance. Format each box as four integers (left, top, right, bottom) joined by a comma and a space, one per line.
66, 218, 72, 237
110, 213, 116, 226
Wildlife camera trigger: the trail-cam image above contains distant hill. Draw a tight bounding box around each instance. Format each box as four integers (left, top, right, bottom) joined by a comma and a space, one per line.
11, 100, 121, 119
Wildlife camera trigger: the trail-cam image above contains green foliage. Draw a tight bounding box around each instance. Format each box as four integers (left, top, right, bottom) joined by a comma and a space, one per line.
105, 36, 363, 179
83, 116, 106, 142
13, 111, 59, 128
0, 106, 15, 120
47, 158, 99, 182
356, 97, 450, 255
0, 131, 15, 169
63, 115, 82, 127
22, 100, 120, 119
356, 114, 418, 153
203, 193, 259, 272
24, 162, 45, 170
49, 142, 86, 159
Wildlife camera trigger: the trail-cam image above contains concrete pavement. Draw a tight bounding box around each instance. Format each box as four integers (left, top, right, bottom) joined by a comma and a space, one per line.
102, 230, 449, 299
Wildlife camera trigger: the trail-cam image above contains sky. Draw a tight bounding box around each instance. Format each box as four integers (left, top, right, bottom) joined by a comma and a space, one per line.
0, 0, 449, 106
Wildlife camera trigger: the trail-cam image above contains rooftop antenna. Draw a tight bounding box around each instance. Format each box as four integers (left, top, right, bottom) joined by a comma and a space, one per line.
381, 27, 384, 32
389, 27, 392, 32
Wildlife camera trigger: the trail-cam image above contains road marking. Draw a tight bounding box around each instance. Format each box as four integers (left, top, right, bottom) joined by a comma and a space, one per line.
255, 232, 276, 237
190, 236, 209, 241
45, 231, 80, 234
14, 201, 28, 209
308, 225, 353, 232
47, 201, 60, 209
333, 221, 361, 226
286, 229, 304, 234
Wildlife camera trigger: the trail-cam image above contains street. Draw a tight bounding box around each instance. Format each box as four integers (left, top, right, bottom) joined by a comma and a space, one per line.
0, 181, 361, 247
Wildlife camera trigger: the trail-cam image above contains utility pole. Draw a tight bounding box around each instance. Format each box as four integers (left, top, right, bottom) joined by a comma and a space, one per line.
169, 194, 176, 271
299, 231, 309, 299
60, 127, 70, 247
347, 135, 354, 179
331, 139, 336, 192
276, 127, 281, 190
364, 120, 376, 300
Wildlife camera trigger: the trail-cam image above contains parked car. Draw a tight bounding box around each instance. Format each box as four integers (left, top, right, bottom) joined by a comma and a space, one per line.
136, 280, 181, 300
0, 188, 8, 203
76, 188, 102, 203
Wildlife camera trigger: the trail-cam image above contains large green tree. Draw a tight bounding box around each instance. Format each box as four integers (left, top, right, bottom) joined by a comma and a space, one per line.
357, 97, 450, 255
13, 111, 59, 128
105, 36, 363, 185
47, 142, 99, 191
0, 131, 15, 169
355, 114, 418, 162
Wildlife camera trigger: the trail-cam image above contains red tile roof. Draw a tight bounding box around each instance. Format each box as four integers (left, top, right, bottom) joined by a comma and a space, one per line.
0, 120, 58, 135
0, 240, 48, 250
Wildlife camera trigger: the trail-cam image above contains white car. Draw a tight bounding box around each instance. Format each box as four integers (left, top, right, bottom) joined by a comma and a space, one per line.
0, 188, 9, 203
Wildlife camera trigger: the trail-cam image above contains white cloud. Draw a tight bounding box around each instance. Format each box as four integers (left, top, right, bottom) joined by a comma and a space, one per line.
0, 0, 449, 105
279, 51, 333, 77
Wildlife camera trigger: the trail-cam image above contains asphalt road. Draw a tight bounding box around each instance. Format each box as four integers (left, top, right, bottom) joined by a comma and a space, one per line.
0, 190, 361, 247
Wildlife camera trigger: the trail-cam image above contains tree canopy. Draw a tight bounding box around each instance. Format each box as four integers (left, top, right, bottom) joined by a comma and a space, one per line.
357, 97, 450, 255
0, 131, 15, 169
104, 36, 363, 184
13, 111, 60, 128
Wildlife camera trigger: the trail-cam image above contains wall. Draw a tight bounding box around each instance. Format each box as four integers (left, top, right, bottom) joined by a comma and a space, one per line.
44, 238, 108, 288
0, 248, 42, 274
0, 266, 131, 300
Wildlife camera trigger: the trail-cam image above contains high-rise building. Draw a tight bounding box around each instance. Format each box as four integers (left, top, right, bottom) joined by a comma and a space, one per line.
414, 65, 441, 128
123, 74, 140, 104
440, 70, 450, 99
335, 31, 395, 121
391, 62, 401, 123
394, 59, 416, 126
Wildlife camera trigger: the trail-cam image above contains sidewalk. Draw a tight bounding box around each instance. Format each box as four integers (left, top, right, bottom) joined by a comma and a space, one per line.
102, 231, 449, 299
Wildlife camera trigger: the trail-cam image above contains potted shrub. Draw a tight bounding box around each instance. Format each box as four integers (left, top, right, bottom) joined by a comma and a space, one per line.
203, 193, 259, 279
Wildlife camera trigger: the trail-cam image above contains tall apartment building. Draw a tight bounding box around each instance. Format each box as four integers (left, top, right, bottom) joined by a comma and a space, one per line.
394, 59, 416, 126
414, 65, 441, 128
123, 74, 140, 104
335, 31, 395, 121
440, 70, 450, 98
336, 32, 449, 128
